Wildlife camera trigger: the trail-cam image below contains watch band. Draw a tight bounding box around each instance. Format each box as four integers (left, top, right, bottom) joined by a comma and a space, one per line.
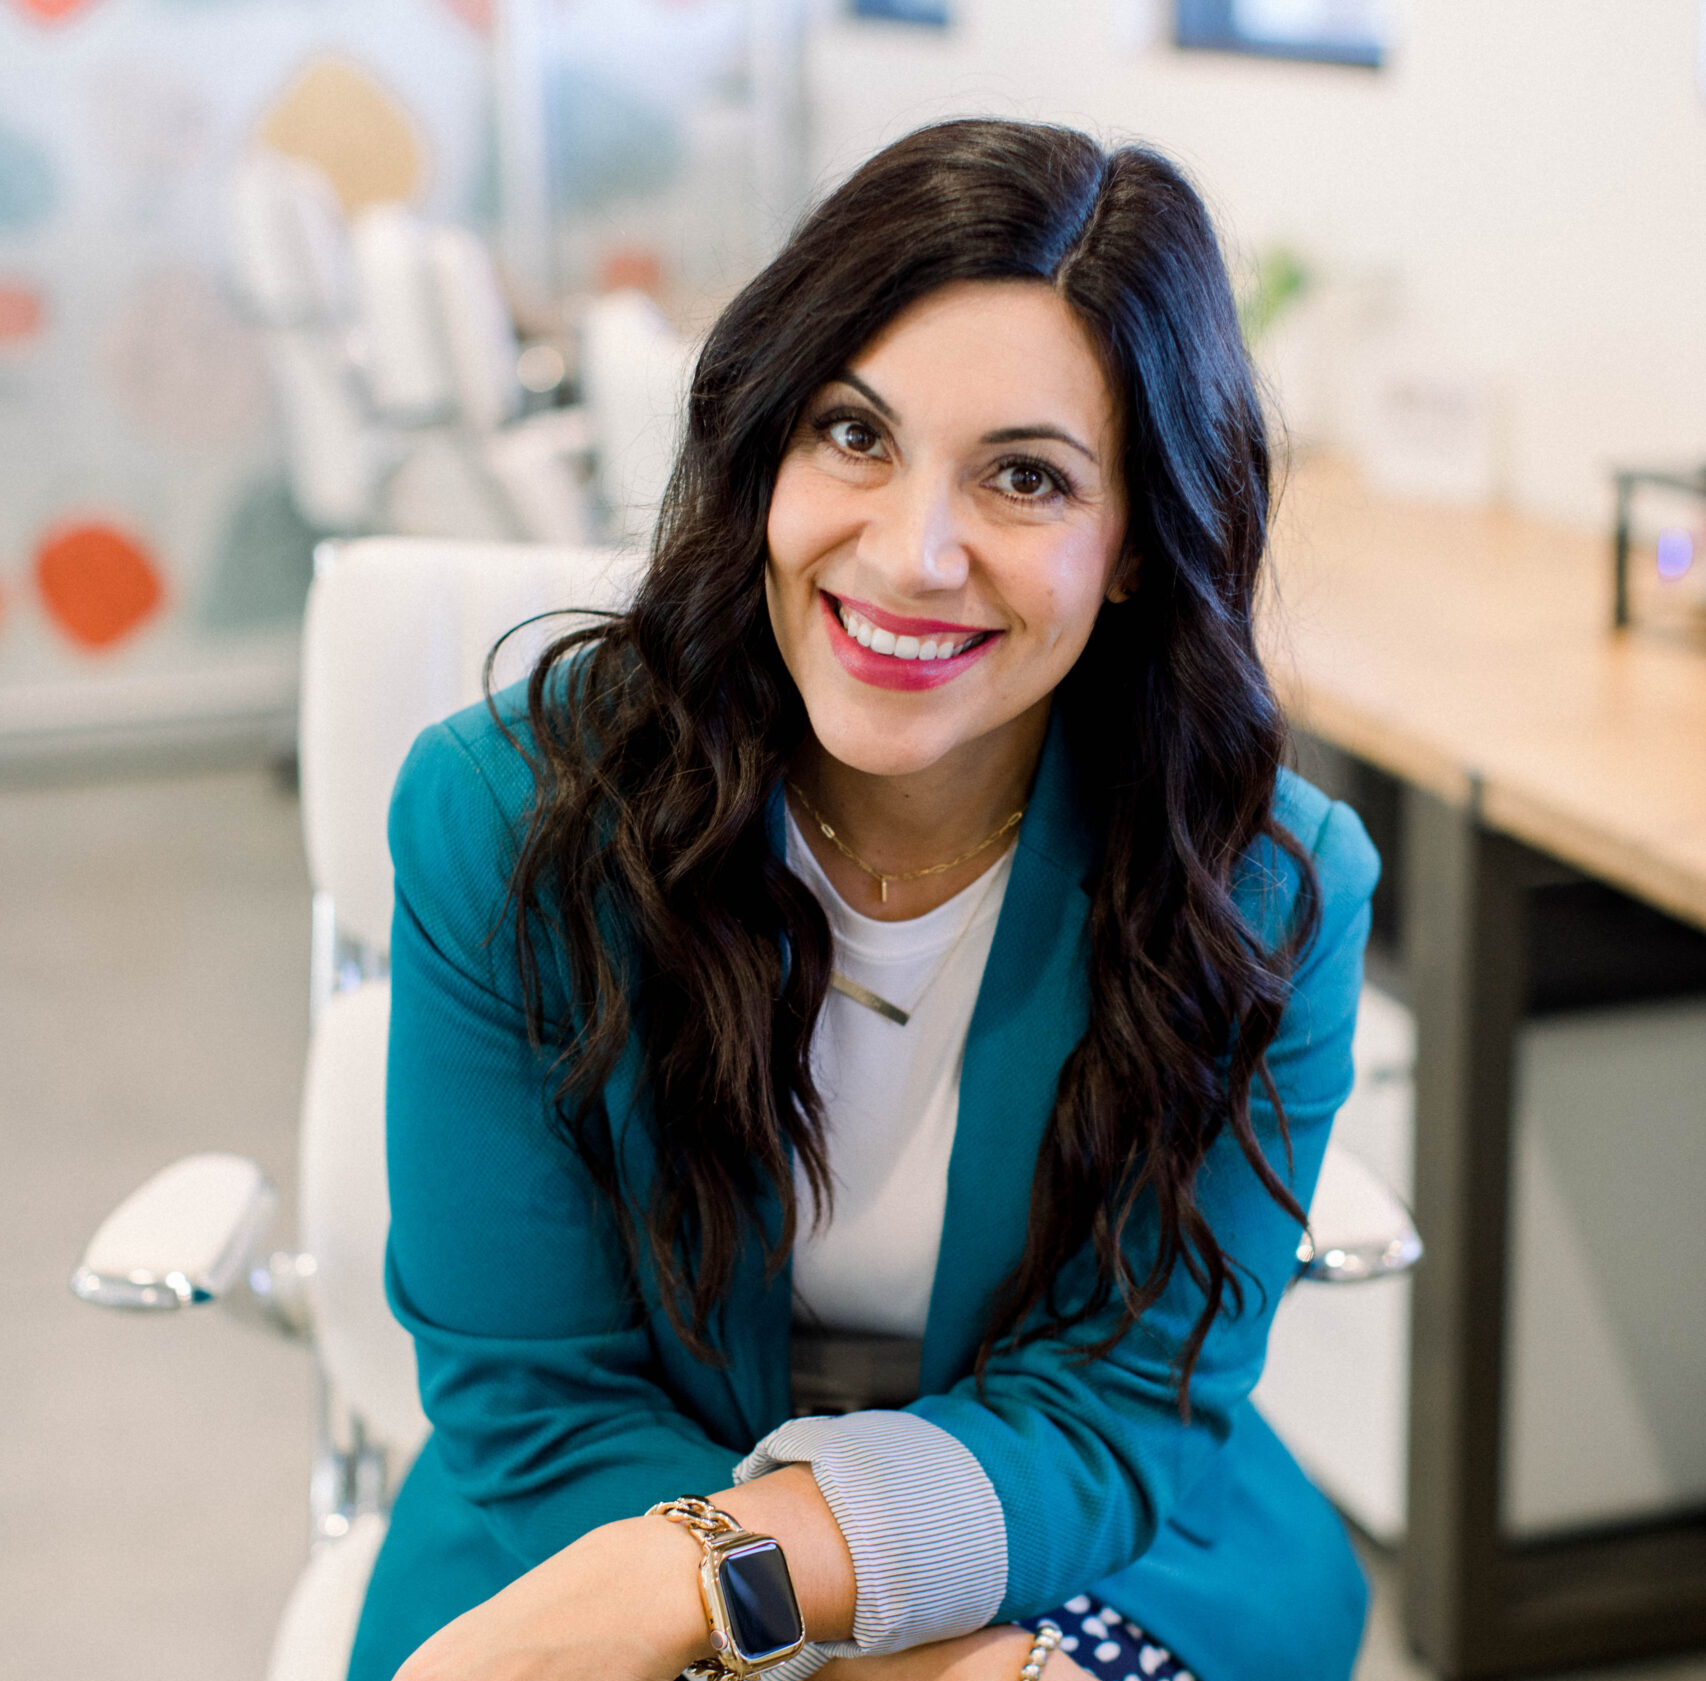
649, 1496, 808, 1679
652, 1493, 747, 1548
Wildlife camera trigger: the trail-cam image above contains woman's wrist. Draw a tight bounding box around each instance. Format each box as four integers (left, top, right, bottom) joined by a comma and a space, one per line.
619, 1511, 722, 1674
393, 1510, 714, 1681
715, 1464, 857, 1643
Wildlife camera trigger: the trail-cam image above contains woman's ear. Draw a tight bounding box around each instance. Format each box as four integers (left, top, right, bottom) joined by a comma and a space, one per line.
1105, 550, 1137, 605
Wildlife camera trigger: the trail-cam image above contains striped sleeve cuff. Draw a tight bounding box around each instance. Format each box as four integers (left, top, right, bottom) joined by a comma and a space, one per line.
732, 1410, 1008, 1656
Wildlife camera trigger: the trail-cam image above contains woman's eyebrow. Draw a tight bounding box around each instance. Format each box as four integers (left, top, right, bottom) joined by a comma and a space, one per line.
833, 369, 896, 419
829, 374, 1098, 466
981, 424, 1098, 465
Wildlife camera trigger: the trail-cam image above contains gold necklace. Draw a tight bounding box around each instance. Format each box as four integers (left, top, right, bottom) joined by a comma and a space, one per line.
826, 853, 1010, 1027
785, 779, 1025, 906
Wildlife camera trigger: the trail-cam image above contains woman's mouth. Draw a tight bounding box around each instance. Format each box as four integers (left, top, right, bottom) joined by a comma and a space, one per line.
819, 592, 1000, 691
834, 600, 991, 661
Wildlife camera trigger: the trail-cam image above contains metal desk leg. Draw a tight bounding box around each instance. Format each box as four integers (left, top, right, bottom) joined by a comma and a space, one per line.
1400, 786, 1706, 1677
1403, 784, 1527, 1676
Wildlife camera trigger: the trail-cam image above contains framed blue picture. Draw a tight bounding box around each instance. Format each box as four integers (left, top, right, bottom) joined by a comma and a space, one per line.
850, 0, 951, 26
1175, 0, 1387, 69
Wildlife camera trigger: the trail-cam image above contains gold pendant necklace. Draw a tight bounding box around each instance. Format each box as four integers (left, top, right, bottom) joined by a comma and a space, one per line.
826, 850, 1010, 1026
828, 972, 911, 1026
785, 780, 1024, 906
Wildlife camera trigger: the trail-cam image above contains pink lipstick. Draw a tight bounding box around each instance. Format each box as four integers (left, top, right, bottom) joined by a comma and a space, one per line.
818, 591, 1000, 691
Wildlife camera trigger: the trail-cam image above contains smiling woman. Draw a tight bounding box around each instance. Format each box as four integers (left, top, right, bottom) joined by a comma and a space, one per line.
766, 281, 1125, 838
351, 120, 1380, 1681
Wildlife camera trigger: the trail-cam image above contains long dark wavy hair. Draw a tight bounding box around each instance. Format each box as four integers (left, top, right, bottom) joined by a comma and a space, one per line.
506, 118, 1318, 1411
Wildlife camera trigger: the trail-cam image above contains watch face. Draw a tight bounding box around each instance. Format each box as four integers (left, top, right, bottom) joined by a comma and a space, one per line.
719, 1539, 804, 1663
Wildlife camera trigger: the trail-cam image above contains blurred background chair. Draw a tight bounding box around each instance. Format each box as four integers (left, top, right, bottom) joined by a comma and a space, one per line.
69, 535, 1418, 1681
229, 149, 697, 553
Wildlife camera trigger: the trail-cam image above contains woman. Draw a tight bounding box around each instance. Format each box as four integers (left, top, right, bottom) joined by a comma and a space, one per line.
350, 119, 1378, 1681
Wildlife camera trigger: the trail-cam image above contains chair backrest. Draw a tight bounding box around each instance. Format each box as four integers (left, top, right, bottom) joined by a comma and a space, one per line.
346, 206, 526, 435
350, 205, 456, 425
229, 147, 355, 328
266, 335, 389, 533
299, 536, 643, 955
296, 536, 642, 1463
428, 224, 524, 435
580, 289, 694, 547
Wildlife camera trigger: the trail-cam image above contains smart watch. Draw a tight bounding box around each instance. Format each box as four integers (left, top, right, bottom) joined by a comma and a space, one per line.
648, 1496, 808, 1677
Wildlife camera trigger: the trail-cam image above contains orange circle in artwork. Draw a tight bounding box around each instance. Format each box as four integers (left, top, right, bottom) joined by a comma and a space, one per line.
10, 0, 107, 22
0, 285, 46, 343
35, 521, 166, 651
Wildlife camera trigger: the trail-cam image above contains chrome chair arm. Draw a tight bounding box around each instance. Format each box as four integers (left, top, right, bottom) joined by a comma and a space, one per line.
70, 1151, 315, 1340
1296, 1142, 1424, 1284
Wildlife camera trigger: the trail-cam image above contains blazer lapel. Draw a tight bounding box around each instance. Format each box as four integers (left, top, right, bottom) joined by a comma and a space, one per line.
692, 778, 797, 1440
605, 1021, 793, 1448
920, 708, 1097, 1392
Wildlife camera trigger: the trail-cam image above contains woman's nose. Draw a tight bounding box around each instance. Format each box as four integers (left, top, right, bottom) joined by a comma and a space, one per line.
856, 466, 971, 592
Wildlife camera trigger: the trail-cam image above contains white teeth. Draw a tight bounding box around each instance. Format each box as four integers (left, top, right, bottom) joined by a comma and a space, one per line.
836, 601, 981, 660
838, 605, 878, 646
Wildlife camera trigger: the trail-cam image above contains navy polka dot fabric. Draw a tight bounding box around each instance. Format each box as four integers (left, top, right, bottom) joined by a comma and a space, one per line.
1021, 1596, 1193, 1681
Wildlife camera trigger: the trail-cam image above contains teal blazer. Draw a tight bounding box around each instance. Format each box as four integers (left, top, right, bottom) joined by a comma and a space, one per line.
350, 687, 1379, 1681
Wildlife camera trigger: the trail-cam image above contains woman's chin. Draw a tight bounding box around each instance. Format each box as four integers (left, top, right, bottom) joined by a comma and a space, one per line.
803, 712, 966, 781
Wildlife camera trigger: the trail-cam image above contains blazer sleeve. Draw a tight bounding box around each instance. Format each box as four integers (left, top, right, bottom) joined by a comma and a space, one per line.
741, 794, 1379, 1632
383, 713, 744, 1569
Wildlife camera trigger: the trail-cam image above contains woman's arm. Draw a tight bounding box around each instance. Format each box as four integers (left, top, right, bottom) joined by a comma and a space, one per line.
395, 1476, 1092, 1681
393, 1464, 854, 1680
385, 716, 762, 1556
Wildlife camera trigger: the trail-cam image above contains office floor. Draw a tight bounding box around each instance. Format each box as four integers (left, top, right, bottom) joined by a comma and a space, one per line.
1, 764, 1701, 1681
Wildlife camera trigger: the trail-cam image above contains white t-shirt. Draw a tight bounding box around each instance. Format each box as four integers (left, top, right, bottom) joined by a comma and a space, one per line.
785, 810, 1012, 1339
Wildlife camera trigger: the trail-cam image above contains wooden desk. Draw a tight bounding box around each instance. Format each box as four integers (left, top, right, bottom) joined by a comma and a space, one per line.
1263, 463, 1706, 1678
1265, 462, 1706, 931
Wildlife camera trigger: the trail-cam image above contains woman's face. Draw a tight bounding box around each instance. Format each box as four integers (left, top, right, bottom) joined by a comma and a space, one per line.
765, 279, 1127, 782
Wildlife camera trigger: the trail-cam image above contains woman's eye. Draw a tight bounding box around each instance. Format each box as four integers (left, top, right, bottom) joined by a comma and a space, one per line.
823, 417, 884, 457
992, 460, 1064, 501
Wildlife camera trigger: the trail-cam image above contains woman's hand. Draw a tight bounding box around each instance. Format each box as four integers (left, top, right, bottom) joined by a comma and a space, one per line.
393, 1466, 855, 1681
393, 1511, 710, 1681
819, 1627, 1091, 1681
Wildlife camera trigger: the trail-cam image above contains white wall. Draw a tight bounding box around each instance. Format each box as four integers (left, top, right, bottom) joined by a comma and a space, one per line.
803, 0, 1706, 527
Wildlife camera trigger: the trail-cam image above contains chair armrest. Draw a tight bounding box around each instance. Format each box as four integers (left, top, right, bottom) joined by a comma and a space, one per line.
70, 1152, 313, 1337
266, 1513, 388, 1681
1297, 1142, 1424, 1283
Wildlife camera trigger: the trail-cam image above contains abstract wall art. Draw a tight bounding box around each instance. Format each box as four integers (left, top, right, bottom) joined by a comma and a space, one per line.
0, 0, 487, 751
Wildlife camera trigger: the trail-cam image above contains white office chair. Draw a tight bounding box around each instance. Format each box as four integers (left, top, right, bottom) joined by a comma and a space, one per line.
229, 150, 599, 547
579, 290, 696, 550
74, 537, 639, 1680
71, 536, 1418, 1680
